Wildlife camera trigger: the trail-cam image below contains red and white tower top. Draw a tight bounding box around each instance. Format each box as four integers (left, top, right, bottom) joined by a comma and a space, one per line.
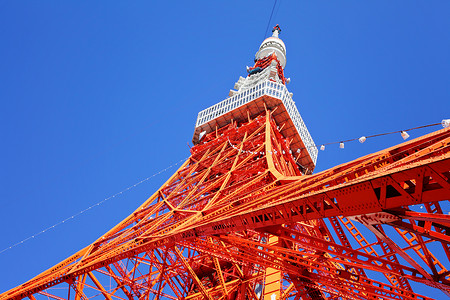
256, 24, 286, 68
193, 26, 318, 172
249, 24, 288, 84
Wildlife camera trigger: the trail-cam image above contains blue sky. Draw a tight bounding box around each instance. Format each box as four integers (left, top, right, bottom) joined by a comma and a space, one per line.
0, 1, 449, 297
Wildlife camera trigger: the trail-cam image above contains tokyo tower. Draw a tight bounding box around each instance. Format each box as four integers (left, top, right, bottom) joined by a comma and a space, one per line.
2, 25, 450, 300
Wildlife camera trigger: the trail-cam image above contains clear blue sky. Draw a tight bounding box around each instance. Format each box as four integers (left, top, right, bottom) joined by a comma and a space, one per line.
0, 1, 449, 297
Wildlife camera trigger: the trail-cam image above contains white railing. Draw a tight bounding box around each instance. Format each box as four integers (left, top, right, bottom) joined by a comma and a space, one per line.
195, 80, 318, 165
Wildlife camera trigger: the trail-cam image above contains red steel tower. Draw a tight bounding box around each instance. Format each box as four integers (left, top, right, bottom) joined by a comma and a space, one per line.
2, 26, 450, 300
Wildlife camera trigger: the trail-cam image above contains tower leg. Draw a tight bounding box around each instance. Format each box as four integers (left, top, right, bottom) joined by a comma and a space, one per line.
263, 235, 281, 300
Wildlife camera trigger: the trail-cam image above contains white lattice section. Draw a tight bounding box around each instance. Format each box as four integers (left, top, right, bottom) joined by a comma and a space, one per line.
195, 80, 318, 164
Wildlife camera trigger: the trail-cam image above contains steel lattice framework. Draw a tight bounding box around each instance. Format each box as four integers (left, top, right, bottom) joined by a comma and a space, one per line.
2, 110, 450, 300
2, 26, 450, 300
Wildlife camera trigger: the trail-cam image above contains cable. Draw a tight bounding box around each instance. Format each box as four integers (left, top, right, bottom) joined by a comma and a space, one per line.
321, 123, 441, 146
0, 157, 188, 255
228, 122, 444, 154
263, 0, 278, 40
2, 122, 444, 254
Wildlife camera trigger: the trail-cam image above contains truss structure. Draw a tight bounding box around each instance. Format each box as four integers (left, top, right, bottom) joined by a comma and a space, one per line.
3, 25, 450, 300
2, 109, 450, 300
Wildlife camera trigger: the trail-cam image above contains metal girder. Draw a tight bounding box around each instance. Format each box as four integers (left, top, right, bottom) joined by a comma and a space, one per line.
173, 246, 213, 300
2, 111, 450, 300
87, 272, 114, 300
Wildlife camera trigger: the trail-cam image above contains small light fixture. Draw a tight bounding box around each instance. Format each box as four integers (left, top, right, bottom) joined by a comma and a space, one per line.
359, 136, 366, 143
339, 142, 344, 149
320, 145, 325, 151
442, 119, 450, 128
401, 131, 410, 140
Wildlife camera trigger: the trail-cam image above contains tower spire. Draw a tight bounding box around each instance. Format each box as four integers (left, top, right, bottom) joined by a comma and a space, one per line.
245, 24, 288, 86
272, 24, 281, 37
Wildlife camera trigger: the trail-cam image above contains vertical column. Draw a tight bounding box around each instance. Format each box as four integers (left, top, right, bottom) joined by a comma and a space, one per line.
263, 235, 281, 300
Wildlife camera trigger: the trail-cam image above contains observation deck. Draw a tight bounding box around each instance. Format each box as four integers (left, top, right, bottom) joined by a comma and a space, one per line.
193, 78, 318, 173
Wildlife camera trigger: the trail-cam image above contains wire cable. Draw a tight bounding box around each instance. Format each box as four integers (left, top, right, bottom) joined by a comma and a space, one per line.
321, 123, 442, 146
263, 0, 279, 40
0, 157, 188, 255
1, 122, 445, 254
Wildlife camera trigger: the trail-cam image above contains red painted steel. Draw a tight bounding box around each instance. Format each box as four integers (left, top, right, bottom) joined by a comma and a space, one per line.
1, 110, 450, 300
